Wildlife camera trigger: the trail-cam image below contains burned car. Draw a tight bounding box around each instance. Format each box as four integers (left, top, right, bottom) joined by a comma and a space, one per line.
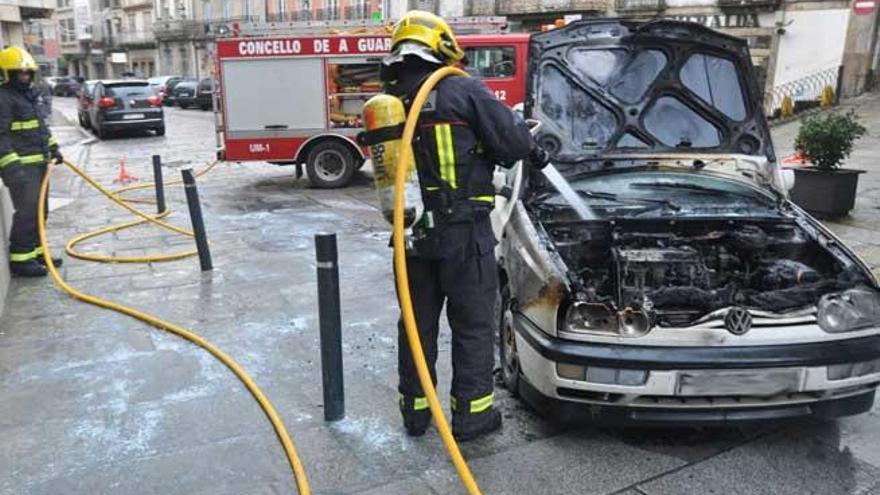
493, 20, 880, 424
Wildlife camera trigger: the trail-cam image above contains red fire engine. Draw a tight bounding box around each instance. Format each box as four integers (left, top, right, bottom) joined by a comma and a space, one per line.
212, 18, 529, 188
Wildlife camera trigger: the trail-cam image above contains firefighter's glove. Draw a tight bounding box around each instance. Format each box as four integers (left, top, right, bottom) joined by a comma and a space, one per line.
51, 149, 63, 164
527, 145, 551, 170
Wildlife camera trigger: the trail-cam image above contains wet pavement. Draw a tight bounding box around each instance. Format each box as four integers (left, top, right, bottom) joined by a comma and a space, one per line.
1, 96, 880, 494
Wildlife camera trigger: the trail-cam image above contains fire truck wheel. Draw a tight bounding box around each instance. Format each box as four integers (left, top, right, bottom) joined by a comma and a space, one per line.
306, 141, 355, 189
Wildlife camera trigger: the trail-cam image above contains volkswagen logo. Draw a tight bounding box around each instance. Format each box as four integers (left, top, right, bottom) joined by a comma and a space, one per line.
725, 307, 752, 335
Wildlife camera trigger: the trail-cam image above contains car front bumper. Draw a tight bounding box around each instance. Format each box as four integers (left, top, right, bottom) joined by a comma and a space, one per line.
513, 313, 880, 425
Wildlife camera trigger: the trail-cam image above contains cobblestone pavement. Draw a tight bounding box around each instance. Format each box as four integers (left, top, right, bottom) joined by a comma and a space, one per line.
2, 96, 880, 495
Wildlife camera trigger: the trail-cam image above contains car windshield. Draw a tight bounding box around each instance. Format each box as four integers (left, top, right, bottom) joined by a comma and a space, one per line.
106, 84, 154, 98
537, 170, 779, 219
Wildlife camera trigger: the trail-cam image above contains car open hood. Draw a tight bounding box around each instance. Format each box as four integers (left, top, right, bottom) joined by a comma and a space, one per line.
525, 19, 776, 168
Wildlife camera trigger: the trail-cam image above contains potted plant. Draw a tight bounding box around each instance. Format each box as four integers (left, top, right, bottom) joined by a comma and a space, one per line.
788, 111, 867, 218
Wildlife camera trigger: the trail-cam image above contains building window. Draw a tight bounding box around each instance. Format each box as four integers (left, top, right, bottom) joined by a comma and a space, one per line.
56, 0, 71, 8
60, 18, 76, 43
128, 14, 137, 33
142, 11, 152, 33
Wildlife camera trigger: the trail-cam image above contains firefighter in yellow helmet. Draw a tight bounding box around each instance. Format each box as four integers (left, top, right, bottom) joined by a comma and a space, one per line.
0, 46, 64, 277
381, 11, 549, 441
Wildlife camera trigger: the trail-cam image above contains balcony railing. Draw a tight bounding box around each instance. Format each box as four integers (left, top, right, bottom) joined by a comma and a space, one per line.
118, 30, 155, 46
497, 0, 610, 15
615, 0, 665, 12
266, 10, 314, 22
153, 19, 207, 41
345, 4, 372, 19
316, 7, 341, 21
718, 0, 780, 8
121, 0, 153, 9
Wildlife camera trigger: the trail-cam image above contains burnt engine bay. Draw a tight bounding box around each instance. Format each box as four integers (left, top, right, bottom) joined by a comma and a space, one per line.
542, 217, 868, 328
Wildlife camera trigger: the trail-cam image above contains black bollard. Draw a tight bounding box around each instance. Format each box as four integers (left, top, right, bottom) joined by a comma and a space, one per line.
181, 169, 213, 271
152, 155, 166, 214
315, 233, 344, 422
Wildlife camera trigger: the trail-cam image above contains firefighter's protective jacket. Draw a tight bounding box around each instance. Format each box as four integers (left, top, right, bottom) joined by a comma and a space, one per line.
392, 66, 533, 224
0, 83, 58, 170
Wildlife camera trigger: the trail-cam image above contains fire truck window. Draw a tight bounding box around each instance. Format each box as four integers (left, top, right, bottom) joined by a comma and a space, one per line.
327, 62, 382, 128
463, 47, 516, 78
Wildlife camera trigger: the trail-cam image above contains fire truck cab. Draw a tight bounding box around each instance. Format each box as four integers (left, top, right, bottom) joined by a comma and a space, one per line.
213, 19, 529, 188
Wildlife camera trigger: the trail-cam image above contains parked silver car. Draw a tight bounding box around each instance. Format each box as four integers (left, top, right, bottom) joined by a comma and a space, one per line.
492, 19, 880, 425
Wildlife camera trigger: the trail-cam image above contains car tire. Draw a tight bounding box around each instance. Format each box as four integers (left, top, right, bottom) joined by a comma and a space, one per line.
306, 141, 356, 189
499, 283, 521, 396
155, 125, 166, 136
95, 123, 106, 140
179, 103, 189, 109
78, 113, 86, 127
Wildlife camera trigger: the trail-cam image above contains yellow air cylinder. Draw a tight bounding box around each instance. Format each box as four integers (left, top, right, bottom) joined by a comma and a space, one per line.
362, 93, 422, 226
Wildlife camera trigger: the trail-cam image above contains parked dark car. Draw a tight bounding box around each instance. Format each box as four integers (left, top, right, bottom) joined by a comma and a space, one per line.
88, 80, 164, 139
163, 77, 195, 106
196, 77, 215, 110
77, 80, 97, 128
148, 75, 184, 104
53, 76, 81, 96
172, 80, 199, 109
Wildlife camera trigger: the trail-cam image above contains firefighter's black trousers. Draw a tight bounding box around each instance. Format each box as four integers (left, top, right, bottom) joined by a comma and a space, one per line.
1, 163, 46, 263
397, 218, 498, 413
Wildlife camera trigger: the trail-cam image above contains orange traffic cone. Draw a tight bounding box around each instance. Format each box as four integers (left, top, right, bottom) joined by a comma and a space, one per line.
112, 156, 139, 184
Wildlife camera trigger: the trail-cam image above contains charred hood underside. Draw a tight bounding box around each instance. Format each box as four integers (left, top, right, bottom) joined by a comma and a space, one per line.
525, 20, 776, 166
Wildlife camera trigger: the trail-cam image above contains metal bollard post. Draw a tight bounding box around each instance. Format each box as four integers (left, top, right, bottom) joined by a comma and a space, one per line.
181, 168, 213, 271
152, 155, 166, 214
315, 233, 344, 422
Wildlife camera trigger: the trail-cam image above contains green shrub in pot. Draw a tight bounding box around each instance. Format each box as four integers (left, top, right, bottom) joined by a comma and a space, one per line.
789, 110, 868, 218
794, 111, 866, 171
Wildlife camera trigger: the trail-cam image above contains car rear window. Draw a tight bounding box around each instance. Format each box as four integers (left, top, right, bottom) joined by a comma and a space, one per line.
106, 84, 154, 98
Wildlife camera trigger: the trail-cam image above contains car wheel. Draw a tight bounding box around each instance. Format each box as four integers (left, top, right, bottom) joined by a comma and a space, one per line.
78, 113, 86, 127
155, 125, 165, 136
499, 283, 521, 396
95, 123, 106, 139
306, 141, 356, 189
179, 103, 189, 109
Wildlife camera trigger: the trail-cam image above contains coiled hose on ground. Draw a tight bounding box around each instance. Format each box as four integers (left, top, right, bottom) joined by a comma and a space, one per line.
37, 159, 311, 495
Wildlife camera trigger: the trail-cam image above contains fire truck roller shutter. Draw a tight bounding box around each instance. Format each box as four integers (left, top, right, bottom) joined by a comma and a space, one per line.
222, 57, 326, 133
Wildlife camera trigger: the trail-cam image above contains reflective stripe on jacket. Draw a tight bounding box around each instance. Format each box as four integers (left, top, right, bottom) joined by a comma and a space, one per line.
396, 73, 533, 222
0, 84, 57, 169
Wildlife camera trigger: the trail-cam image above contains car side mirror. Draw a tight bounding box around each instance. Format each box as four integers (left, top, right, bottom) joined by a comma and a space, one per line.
781, 168, 796, 192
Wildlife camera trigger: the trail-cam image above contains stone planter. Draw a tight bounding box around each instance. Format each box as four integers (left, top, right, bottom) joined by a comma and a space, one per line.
788, 167, 865, 218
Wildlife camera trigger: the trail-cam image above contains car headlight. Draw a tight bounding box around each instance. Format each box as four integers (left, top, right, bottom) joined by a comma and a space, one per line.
817, 287, 880, 333
563, 302, 652, 337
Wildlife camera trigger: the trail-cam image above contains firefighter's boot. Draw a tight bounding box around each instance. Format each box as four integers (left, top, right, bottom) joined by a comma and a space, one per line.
10, 259, 47, 277
399, 395, 431, 437
37, 256, 62, 267
452, 395, 502, 442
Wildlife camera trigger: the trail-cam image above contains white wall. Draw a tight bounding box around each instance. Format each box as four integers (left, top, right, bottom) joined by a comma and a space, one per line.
773, 8, 850, 86
0, 184, 12, 316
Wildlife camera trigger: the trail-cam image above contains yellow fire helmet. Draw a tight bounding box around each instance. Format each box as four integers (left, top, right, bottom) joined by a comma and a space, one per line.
391, 10, 465, 65
0, 46, 37, 81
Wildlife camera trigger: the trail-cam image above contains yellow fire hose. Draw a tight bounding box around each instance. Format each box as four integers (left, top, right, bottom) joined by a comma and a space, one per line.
62, 160, 219, 263
393, 66, 483, 495
37, 160, 312, 495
